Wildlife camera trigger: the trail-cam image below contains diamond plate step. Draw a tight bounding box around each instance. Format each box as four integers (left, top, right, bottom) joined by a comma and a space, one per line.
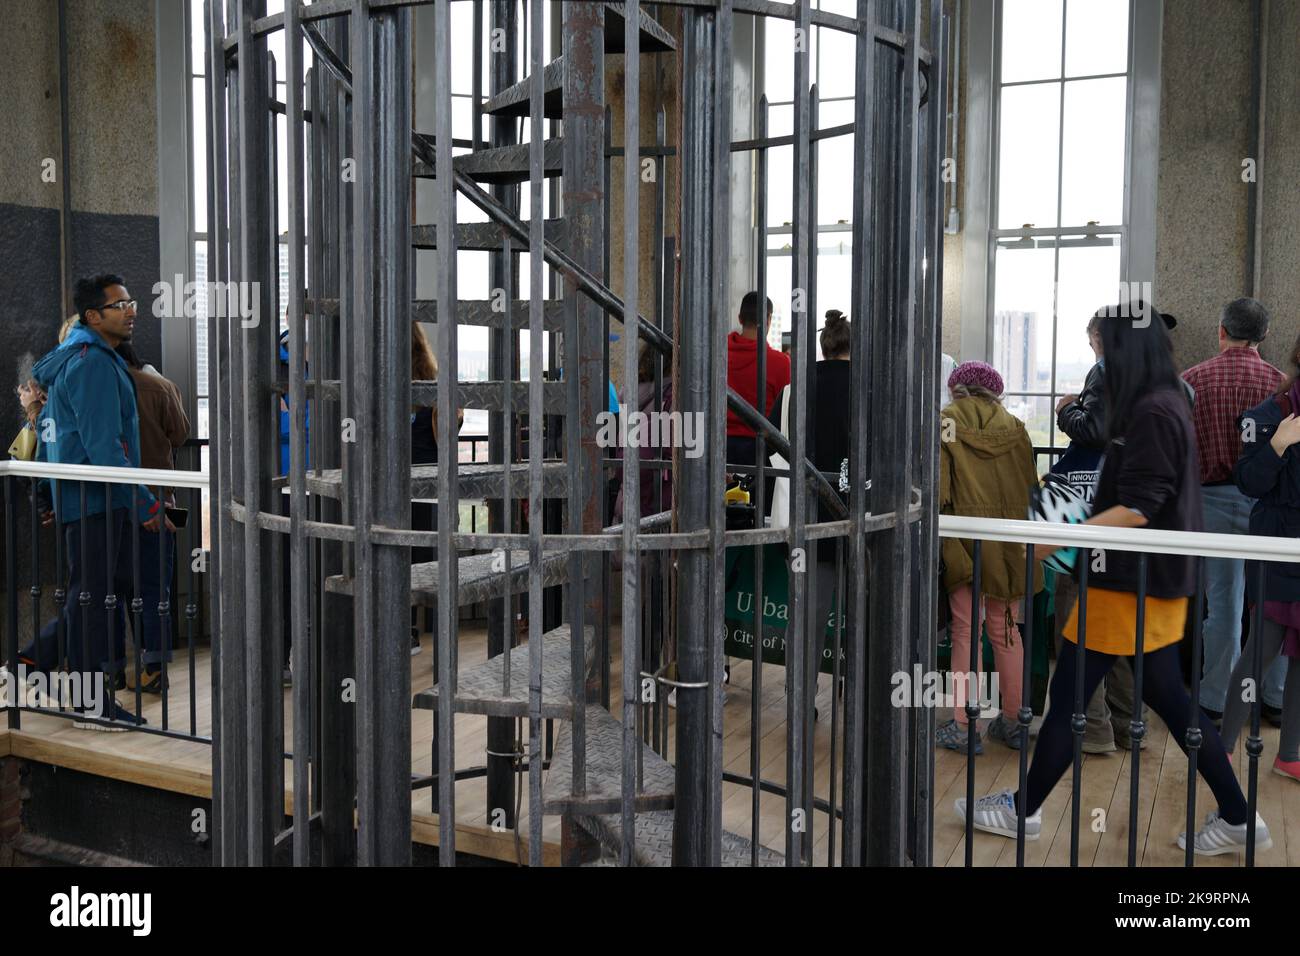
407, 219, 568, 253
306, 462, 570, 502
325, 549, 569, 609
411, 624, 595, 719
603, 3, 676, 53
414, 139, 564, 183
541, 704, 676, 815
575, 810, 786, 867
483, 57, 566, 119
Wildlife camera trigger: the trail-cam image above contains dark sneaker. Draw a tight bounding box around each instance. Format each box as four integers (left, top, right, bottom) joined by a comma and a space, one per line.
137, 668, 168, 695
936, 719, 983, 754
987, 715, 1025, 750
73, 701, 148, 733
1262, 704, 1284, 728
411, 627, 422, 656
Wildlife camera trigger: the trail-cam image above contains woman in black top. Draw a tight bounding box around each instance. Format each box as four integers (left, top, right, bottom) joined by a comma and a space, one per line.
957, 305, 1271, 857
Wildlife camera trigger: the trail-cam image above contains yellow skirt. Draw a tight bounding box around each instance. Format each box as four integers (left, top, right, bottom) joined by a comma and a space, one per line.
1063, 586, 1188, 657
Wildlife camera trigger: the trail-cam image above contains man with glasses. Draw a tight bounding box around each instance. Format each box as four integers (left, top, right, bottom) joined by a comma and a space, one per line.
31, 274, 168, 730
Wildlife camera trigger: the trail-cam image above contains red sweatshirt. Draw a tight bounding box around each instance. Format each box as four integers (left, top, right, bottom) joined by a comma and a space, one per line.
725, 330, 791, 437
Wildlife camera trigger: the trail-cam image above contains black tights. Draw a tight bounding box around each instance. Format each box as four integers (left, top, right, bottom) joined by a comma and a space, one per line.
1018, 641, 1248, 825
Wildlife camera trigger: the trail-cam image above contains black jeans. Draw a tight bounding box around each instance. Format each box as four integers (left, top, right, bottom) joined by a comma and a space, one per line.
1020, 641, 1248, 824
64, 508, 132, 678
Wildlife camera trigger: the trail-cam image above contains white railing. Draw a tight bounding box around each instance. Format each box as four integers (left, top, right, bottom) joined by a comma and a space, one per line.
940, 514, 1300, 564
0, 459, 209, 490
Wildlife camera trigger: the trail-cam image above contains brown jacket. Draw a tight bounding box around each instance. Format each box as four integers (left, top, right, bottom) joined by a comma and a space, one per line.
129, 366, 190, 479
939, 396, 1042, 602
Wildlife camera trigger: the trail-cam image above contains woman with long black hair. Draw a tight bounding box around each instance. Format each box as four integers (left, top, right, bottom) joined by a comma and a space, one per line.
957, 301, 1272, 856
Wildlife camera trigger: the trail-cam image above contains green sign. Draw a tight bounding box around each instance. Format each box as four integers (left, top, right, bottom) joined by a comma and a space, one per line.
722, 545, 845, 675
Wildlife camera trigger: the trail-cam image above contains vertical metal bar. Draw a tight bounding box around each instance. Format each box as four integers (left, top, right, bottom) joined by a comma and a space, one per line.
28, 487, 41, 716
131, 486, 144, 721
963, 538, 982, 867
562, 0, 606, 826
526, 0, 546, 870
787, 0, 813, 869
235, 0, 277, 865
1128, 553, 1147, 867
487, 0, 520, 836
284, 0, 312, 867
1246, 559, 1266, 866
53, 482, 66, 714
911, 0, 947, 868
828, 538, 845, 866
750, 94, 769, 866
619, 0, 642, 867
1070, 548, 1090, 866
4, 478, 17, 730
864, 0, 919, 868
842, 0, 877, 868
433, 0, 461, 864
1184, 563, 1206, 867
707, 0, 733, 870
56, 0, 74, 317
104, 488, 118, 718
672, 0, 717, 869
1016, 529, 1033, 865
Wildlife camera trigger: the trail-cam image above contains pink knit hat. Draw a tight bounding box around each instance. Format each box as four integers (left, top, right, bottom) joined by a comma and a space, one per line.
947, 361, 1004, 397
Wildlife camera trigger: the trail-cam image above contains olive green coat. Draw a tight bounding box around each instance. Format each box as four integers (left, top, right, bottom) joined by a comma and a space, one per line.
939, 397, 1043, 601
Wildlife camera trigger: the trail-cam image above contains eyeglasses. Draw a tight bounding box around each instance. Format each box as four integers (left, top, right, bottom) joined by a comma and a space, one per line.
100, 299, 137, 313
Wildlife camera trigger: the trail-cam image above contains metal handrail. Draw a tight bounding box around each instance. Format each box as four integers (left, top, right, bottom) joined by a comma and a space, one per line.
0, 459, 209, 490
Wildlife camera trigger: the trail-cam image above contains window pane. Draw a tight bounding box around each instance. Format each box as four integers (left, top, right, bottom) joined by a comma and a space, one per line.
816, 118, 854, 225
766, 142, 794, 231
763, 254, 793, 351
1000, 0, 1062, 84
194, 240, 209, 397
1059, 76, 1127, 227
190, 0, 207, 74
192, 78, 208, 234
813, 246, 853, 359
991, 243, 1054, 396
1054, 236, 1120, 393
1004, 394, 1053, 450
816, 25, 855, 99
1065, 0, 1129, 77
765, 18, 795, 104
996, 83, 1060, 229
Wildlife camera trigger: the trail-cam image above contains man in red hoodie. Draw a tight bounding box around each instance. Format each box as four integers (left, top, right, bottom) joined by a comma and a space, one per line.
726, 291, 790, 468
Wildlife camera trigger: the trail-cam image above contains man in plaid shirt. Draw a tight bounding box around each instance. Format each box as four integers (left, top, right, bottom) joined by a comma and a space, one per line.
1182, 297, 1287, 723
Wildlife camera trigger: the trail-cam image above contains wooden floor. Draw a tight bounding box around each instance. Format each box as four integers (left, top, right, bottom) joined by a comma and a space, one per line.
4, 629, 1297, 865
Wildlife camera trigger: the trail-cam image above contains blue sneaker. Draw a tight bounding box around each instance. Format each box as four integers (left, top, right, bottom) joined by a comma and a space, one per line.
936, 719, 982, 754
987, 715, 1024, 750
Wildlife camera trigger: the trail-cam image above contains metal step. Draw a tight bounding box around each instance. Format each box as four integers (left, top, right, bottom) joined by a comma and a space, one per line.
574, 810, 786, 867
411, 624, 595, 719
279, 379, 568, 414
325, 548, 570, 609
482, 57, 566, 119
408, 218, 567, 252
306, 295, 566, 332
541, 704, 676, 815
414, 139, 564, 184
603, 2, 677, 53
306, 461, 570, 502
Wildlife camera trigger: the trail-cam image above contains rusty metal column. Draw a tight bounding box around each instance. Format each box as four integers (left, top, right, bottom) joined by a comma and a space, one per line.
561, 0, 606, 817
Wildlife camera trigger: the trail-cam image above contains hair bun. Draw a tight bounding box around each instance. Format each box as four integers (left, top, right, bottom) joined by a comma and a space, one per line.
824, 309, 846, 325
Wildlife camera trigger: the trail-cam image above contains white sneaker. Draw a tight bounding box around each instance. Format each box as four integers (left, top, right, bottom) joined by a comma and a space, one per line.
666, 688, 676, 709
1177, 811, 1272, 856
954, 788, 1041, 841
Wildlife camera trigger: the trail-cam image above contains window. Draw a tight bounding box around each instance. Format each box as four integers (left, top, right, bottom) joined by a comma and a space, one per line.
760, 3, 857, 358
988, 0, 1131, 449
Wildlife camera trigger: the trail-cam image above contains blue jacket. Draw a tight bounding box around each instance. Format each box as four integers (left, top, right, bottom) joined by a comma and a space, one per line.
31, 323, 159, 523
1236, 391, 1300, 602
